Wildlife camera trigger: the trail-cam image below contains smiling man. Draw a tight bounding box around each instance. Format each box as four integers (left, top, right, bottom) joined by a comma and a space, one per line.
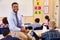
7, 2, 32, 40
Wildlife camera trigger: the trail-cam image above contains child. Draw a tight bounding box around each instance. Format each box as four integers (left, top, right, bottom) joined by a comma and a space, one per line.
2, 17, 9, 28
42, 15, 50, 29
1, 17, 9, 34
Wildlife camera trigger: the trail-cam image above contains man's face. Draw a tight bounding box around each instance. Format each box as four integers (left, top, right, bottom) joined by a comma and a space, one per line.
12, 4, 19, 13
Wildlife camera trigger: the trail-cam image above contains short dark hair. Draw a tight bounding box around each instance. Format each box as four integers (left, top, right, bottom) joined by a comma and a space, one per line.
12, 2, 18, 7
2, 29, 10, 36
2, 17, 8, 25
45, 15, 49, 19
35, 18, 40, 23
45, 15, 50, 22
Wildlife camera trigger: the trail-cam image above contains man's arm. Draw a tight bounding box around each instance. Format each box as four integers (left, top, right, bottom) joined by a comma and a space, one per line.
7, 16, 21, 32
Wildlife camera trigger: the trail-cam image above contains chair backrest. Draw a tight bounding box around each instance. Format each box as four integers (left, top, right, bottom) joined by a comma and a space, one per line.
51, 38, 60, 40
0, 28, 9, 34
34, 27, 42, 30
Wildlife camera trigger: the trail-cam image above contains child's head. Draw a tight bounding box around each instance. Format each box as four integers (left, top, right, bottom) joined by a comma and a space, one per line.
49, 21, 56, 29
35, 18, 40, 23
2, 29, 10, 37
2, 17, 8, 25
45, 15, 50, 22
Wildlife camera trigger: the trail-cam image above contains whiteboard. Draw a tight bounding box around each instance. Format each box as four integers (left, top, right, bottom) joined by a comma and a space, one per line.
0, 0, 33, 17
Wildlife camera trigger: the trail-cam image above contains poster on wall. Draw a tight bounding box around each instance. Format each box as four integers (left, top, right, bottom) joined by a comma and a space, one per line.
44, 0, 48, 6
43, 0, 49, 14
34, 0, 41, 14
43, 6, 48, 14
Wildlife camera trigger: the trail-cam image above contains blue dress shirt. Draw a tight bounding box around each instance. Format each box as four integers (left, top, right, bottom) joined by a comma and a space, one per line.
7, 12, 22, 31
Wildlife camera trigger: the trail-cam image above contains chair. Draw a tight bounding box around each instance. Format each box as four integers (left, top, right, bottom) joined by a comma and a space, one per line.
0, 29, 1, 34
24, 23, 32, 30
51, 38, 60, 40
34, 26, 43, 30
30, 31, 40, 40
0, 28, 9, 34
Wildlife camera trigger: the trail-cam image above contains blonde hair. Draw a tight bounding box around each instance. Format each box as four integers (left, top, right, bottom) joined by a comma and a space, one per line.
49, 21, 56, 29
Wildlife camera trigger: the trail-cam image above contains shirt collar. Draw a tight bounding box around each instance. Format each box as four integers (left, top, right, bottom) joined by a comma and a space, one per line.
12, 11, 18, 15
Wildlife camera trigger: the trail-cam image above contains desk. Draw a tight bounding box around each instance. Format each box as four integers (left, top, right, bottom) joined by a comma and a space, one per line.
56, 29, 60, 31
8, 29, 60, 40
0, 34, 4, 39
10, 29, 60, 36
33, 29, 60, 37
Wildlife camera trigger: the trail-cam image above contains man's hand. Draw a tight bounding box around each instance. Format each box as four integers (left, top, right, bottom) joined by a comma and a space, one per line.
20, 26, 29, 33
21, 26, 26, 32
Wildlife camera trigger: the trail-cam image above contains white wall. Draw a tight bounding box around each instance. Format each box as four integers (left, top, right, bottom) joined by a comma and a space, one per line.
54, 0, 59, 27
0, 0, 33, 17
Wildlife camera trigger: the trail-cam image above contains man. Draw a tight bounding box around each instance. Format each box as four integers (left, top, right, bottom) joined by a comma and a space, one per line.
7, 2, 22, 31
1, 29, 20, 40
7, 2, 32, 40
41, 21, 60, 40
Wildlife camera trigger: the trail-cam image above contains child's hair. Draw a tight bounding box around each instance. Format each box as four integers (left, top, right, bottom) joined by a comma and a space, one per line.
2, 28, 10, 36
35, 18, 40, 23
2, 17, 8, 25
45, 15, 50, 22
49, 21, 56, 29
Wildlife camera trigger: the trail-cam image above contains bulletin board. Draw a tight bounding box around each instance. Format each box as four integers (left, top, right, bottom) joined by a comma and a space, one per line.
33, 0, 42, 14
43, 0, 49, 14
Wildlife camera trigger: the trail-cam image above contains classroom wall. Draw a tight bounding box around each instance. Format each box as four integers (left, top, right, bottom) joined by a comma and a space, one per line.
54, 0, 59, 27
0, 0, 57, 25
22, 0, 55, 25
